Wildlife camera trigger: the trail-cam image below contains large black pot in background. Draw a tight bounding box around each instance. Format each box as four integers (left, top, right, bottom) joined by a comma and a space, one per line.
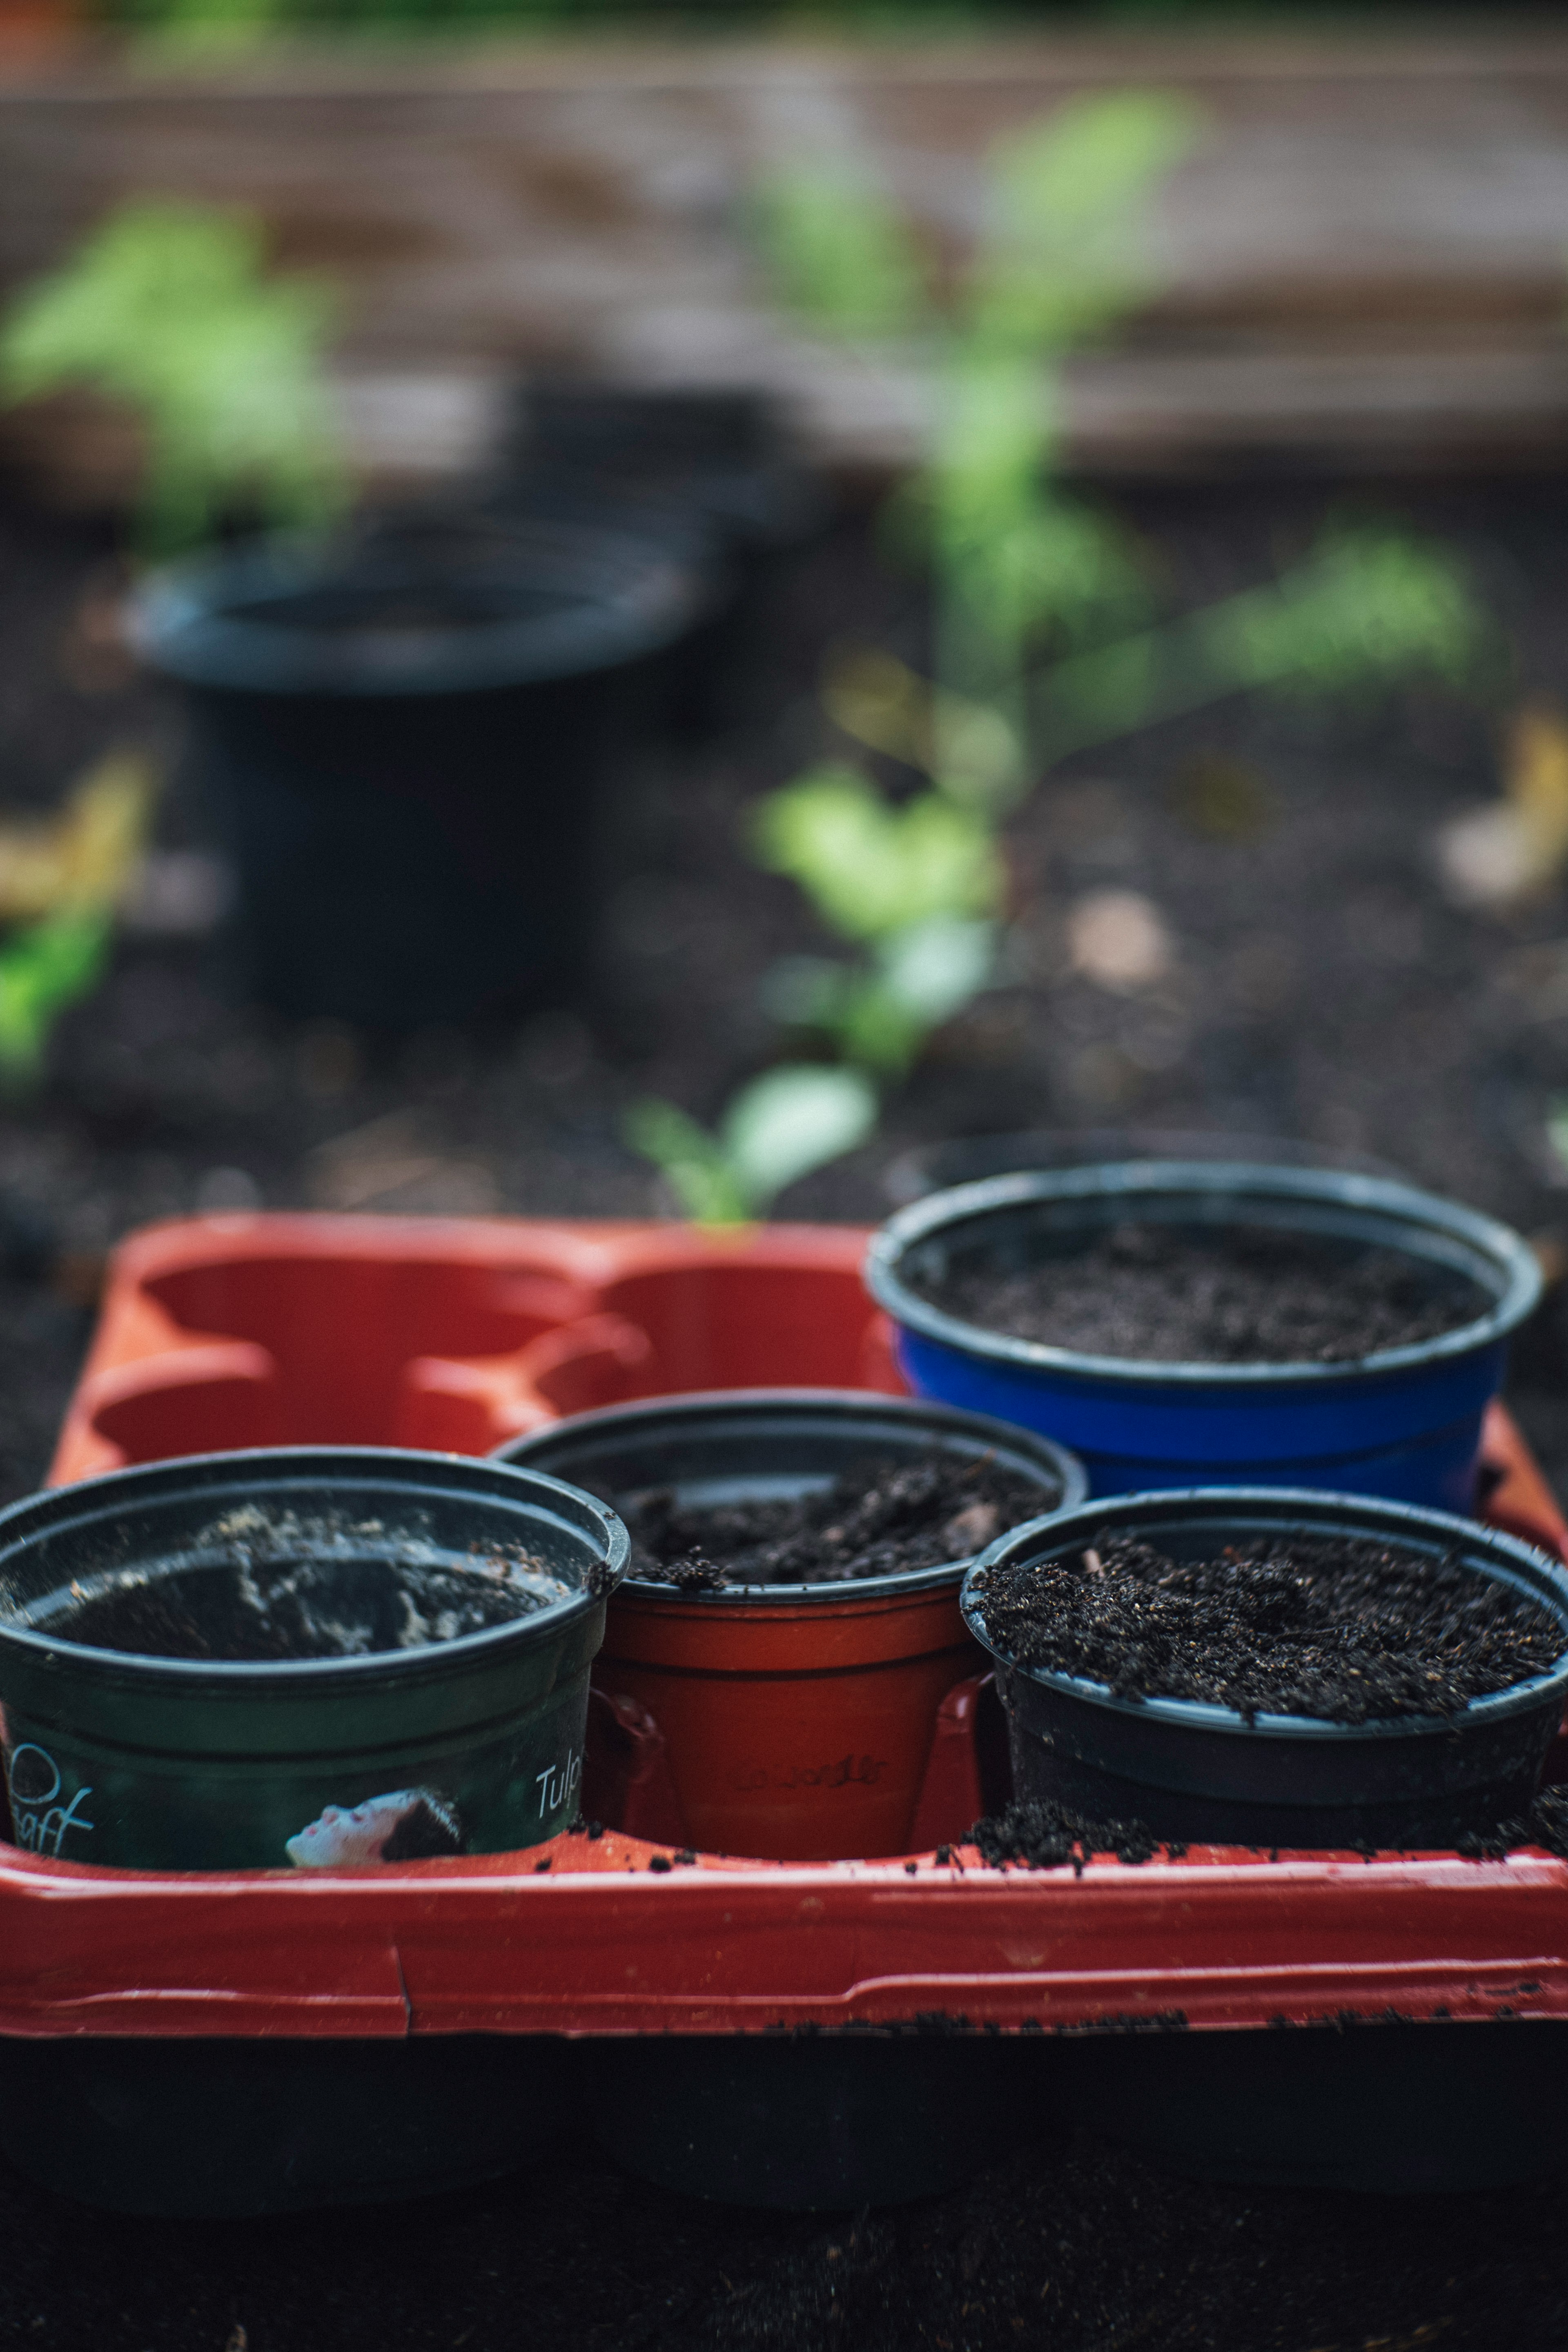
506, 383, 824, 573
498, 383, 827, 737
134, 510, 713, 1028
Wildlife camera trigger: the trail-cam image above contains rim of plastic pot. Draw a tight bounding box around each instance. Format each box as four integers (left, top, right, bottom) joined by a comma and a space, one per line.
864, 1163, 1543, 1388
880, 1129, 1409, 1208
0, 1446, 629, 1693
129, 511, 713, 698
494, 1388, 1088, 1604
960, 1486, 1568, 1746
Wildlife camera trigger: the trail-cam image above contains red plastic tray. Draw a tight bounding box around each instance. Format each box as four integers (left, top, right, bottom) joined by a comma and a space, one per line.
48, 1213, 901, 1485
8, 1211, 1567, 2045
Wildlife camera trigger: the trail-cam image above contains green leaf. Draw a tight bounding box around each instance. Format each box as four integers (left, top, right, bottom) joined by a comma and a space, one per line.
750, 768, 1004, 943
720, 1065, 878, 1207
968, 90, 1203, 352
875, 915, 997, 1025
0, 909, 112, 1086
626, 1067, 879, 1226
1035, 528, 1488, 766
751, 168, 927, 339
623, 1098, 751, 1227
1195, 528, 1483, 697
758, 920, 996, 1078
1, 199, 346, 558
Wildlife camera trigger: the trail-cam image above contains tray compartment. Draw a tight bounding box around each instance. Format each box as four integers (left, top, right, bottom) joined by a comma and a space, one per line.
50, 1216, 896, 1482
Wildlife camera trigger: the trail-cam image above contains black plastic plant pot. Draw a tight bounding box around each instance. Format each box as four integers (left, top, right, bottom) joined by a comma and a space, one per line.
586, 2031, 1069, 2209
866, 1163, 1542, 1510
0, 2033, 573, 2218
509, 383, 825, 564
0, 1448, 628, 1871
504, 382, 827, 736
961, 1489, 1568, 1850
133, 510, 712, 1027
499, 1392, 1086, 1860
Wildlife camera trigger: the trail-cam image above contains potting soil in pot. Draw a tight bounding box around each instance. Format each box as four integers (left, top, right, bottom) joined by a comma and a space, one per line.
620, 1448, 1051, 1588
919, 1222, 1491, 1365
978, 1530, 1564, 1722
21, 1537, 567, 1662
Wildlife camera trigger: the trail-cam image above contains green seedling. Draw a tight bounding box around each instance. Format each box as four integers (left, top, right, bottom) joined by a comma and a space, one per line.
634, 89, 1489, 1225
1035, 523, 1483, 765
0, 909, 114, 1088
0, 200, 347, 559
736, 94, 1487, 1105
750, 762, 1003, 1074
0, 749, 161, 1091
625, 1065, 878, 1228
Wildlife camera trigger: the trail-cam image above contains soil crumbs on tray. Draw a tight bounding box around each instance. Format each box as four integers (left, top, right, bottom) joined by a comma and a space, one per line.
31, 1556, 555, 1661
921, 1221, 1490, 1365
973, 1530, 1564, 1722
621, 1448, 1054, 1588
970, 1794, 1180, 1873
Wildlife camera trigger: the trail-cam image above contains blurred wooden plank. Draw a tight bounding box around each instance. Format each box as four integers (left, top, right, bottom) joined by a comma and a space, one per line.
4, 27, 1568, 485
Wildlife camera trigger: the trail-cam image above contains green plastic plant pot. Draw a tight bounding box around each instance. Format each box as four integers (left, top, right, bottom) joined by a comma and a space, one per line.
0, 1447, 627, 1871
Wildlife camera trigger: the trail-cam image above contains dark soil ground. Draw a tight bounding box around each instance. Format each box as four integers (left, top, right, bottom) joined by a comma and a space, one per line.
4, 2116, 1568, 2352
8, 470, 1568, 2341
7, 473, 1568, 1497
922, 1221, 1490, 1363
622, 1448, 1054, 1586
972, 1526, 1566, 1721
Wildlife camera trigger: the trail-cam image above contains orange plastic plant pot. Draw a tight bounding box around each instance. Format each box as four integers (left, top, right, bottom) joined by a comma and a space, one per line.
595, 1582, 977, 1861
499, 1389, 1086, 1861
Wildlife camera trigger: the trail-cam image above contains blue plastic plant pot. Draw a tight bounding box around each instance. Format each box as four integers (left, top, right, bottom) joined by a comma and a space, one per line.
961, 1488, 1568, 1849
864, 1164, 1542, 1510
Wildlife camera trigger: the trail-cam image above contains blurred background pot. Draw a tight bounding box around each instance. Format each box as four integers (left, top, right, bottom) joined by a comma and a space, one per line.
963, 1487, 1568, 1849
500, 1390, 1084, 1860
585, 2030, 1067, 2210
133, 507, 714, 1027
496, 383, 827, 737
866, 1163, 1542, 1509
0, 2034, 573, 2218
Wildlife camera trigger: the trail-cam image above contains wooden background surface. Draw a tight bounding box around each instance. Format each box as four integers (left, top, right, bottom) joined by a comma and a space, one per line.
3, 26, 1568, 487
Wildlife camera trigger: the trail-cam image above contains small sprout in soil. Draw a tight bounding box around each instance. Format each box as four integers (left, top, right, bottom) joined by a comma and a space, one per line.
626, 1063, 876, 1228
